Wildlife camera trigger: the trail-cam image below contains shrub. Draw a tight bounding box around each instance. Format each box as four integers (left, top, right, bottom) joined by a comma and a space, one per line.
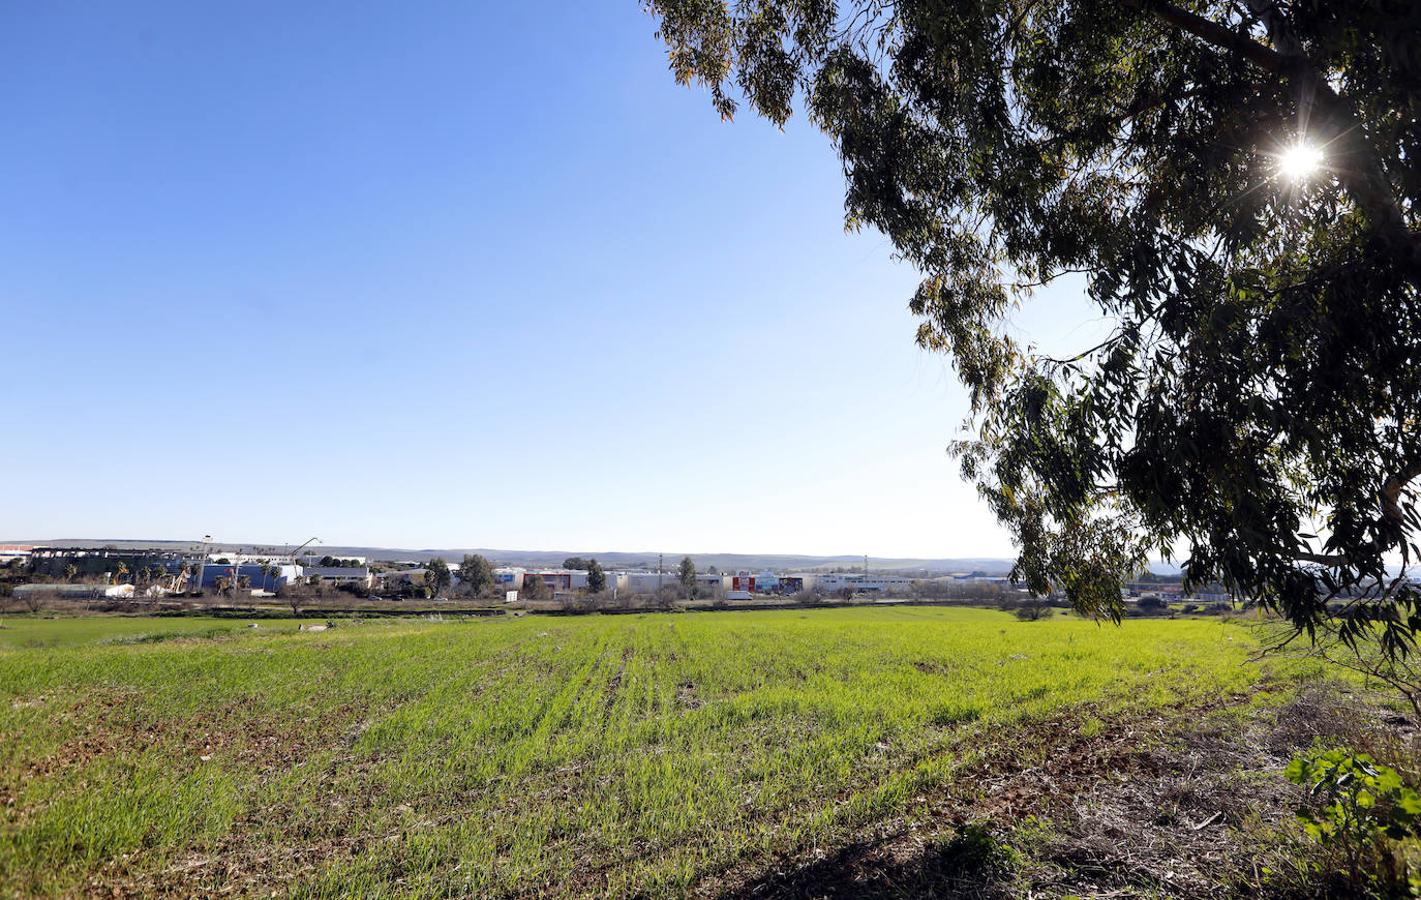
277, 582, 315, 614
1286, 748, 1421, 891
654, 585, 683, 608
1013, 603, 1050, 621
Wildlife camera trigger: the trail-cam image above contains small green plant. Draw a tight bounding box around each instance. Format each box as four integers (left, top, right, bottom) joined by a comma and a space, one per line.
931, 824, 1018, 887
1285, 748, 1421, 891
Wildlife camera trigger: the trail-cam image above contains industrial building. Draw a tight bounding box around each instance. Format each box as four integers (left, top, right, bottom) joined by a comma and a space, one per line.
190, 561, 300, 591
620, 572, 668, 594
729, 571, 779, 593
492, 567, 525, 589
617, 571, 722, 595
301, 565, 372, 589
0, 544, 33, 563
523, 569, 590, 592
15, 583, 135, 601
781, 573, 914, 595
375, 569, 428, 589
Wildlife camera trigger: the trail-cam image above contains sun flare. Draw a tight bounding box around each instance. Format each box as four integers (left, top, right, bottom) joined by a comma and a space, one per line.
1278, 143, 1324, 181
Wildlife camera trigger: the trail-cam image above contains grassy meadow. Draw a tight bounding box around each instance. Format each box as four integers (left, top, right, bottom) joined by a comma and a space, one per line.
0, 607, 1326, 896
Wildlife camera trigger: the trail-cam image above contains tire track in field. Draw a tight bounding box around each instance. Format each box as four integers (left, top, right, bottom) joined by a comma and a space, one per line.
502, 630, 617, 778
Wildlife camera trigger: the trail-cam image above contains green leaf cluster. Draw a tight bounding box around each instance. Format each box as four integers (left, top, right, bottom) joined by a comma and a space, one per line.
646, 0, 1421, 652
1287, 750, 1421, 843
1286, 747, 1421, 891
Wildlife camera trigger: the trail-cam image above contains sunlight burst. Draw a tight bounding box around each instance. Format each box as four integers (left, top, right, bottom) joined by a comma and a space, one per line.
1278, 143, 1324, 181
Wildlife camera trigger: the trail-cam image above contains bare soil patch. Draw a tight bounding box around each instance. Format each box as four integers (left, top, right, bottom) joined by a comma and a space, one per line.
715, 684, 1417, 899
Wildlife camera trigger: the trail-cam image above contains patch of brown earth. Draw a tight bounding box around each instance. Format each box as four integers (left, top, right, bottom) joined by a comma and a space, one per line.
679, 681, 703, 710
712, 684, 1415, 899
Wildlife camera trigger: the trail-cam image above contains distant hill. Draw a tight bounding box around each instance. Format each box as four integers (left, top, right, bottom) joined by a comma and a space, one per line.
12, 538, 1013, 574
6, 537, 1183, 576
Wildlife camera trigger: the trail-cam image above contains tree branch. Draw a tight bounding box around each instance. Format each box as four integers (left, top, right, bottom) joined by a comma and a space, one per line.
1128, 0, 1421, 278
1129, 0, 1283, 73
1295, 550, 1350, 567
1291, 461, 1421, 569
1382, 460, 1421, 526
1242, 0, 1421, 277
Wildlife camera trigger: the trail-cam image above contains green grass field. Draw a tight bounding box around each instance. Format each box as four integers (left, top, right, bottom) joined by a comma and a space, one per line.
0, 607, 1325, 896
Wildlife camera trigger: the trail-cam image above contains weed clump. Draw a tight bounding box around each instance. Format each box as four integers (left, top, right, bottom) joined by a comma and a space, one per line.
1286, 748, 1421, 895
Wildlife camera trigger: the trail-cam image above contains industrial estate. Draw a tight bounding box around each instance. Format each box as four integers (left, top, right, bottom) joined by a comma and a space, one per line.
0, 541, 1222, 614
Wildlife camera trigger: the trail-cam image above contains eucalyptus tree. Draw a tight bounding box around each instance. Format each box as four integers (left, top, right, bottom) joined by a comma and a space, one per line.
521, 572, 548, 600
459, 554, 495, 596
645, 0, 1421, 652
426, 558, 453, 598
586, 558, 608, 594
679, 556, 698, 598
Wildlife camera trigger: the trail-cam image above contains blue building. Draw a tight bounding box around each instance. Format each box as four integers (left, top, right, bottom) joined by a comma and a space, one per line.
187, 562, 294, 591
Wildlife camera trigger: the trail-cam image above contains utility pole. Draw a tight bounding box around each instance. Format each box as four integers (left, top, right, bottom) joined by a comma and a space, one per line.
864, 554, 869, 575
658, 554, 664, 592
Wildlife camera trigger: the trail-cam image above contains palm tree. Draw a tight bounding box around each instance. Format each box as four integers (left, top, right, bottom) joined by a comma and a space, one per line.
115, 561, 129, 585
62, 563, 78, 582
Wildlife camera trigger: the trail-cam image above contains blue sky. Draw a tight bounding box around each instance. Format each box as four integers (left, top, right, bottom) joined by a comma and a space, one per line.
2, 1, 1100, 557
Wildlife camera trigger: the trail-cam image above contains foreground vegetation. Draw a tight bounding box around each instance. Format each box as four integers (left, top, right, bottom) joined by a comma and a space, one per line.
0, 607, 1370, 896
